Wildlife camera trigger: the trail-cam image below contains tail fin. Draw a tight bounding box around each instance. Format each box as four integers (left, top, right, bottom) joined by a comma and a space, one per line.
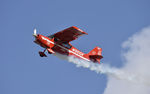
87, 46, 103, 63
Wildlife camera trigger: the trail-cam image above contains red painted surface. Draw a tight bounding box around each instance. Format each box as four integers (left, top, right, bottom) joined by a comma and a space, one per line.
34, 26, 103, 63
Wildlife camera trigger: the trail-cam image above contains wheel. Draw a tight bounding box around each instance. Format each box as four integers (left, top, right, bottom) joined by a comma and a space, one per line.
39, 51, 47, 57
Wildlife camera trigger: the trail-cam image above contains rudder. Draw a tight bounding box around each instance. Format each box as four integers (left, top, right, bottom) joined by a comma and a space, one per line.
87, 46, 103, 63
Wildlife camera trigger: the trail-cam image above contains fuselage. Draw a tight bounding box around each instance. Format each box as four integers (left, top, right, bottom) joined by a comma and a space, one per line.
34, 34, 90, 61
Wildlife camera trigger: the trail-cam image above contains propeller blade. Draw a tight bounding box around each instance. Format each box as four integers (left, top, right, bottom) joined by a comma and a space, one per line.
33, 28, 37, 37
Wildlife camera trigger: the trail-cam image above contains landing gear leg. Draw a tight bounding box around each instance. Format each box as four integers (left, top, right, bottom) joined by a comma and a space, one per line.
39, 49, 47, 57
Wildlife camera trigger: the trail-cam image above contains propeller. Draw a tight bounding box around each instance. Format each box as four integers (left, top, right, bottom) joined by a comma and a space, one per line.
33, 28, 37, 37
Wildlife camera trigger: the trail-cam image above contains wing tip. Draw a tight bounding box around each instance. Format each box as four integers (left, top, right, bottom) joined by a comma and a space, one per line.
72, 26, 88, 35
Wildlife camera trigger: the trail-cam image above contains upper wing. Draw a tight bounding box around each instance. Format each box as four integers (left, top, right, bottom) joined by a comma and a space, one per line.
53, 26, 88, 43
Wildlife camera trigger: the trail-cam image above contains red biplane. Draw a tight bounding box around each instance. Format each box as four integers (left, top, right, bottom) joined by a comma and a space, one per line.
33, 26, 103, 63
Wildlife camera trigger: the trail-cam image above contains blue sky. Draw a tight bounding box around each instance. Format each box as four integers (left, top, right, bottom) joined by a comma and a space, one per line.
1, 0, 150, 94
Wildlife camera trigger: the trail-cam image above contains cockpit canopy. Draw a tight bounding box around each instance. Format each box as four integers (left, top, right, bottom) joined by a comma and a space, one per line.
47, 35, 54, 39
47, 34, 72, 49
62, 43, 72, 49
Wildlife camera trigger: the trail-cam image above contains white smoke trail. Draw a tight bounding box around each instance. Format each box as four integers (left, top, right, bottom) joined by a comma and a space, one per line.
67, 56, 150, 86
54, 26, 150, 94
54, 51, 150, 86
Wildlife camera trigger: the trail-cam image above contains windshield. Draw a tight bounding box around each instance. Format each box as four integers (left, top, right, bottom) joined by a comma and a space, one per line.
62, 43, 72, 49
47, 35, 54, 39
